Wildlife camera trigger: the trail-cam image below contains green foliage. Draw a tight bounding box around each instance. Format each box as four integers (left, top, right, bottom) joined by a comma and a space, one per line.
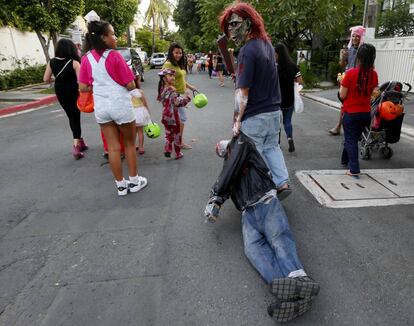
377, 2, 414, 37
173, 0, 203, 50
0, 64, 46, 90
328, 61, 342, 83
299, 62, 319, 89
196, 0, 233, 50
174, 0, 364, 52
5, 0, 83, 34
134, 26, 169, 55
84, 0, 139, 35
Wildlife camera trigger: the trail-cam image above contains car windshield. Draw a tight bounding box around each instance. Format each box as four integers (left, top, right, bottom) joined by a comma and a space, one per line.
117, 49, 131, 61
152, 54, 165, 59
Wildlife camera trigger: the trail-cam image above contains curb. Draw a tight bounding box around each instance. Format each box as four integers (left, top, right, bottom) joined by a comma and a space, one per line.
0, 95, 57, 117
301, 93, 341, 109
302, 93, 414, 140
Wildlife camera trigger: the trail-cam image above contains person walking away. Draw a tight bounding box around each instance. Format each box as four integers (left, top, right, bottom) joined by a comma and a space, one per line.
78, 11, 147, 196
187, 54, 194, 74
329, 25, 366, 135
220, 2, 291, 199
162, 43, 197, 150
274, 43, 303, 152
216, 52, 225, 86
157, 69, 191, 159
43, 39, 87, 160
207, 50, 214, 79
339, 43, 378, 178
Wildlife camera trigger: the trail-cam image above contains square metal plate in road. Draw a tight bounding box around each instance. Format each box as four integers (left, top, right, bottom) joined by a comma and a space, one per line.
296, 169, 414, 208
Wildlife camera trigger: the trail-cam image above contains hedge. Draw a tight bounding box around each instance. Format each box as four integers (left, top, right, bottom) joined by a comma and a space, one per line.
0, 64, 46, 90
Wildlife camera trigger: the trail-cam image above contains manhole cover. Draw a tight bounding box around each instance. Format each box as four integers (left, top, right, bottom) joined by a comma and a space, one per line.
296, 169, 414, 208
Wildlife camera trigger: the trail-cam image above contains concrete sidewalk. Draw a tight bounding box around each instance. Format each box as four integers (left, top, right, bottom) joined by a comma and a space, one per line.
0, 83, 57, 117
302, 88, 414, 138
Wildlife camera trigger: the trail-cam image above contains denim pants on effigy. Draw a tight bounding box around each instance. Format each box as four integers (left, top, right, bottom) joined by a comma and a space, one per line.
241, 111, 289, 188
241, 197, 303, 284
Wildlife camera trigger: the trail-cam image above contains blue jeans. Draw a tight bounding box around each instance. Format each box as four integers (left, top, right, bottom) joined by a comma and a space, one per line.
341, 112, 371, 174
241, 111, 289, 188
282, 106, 294, 139
242, 197, 303, 284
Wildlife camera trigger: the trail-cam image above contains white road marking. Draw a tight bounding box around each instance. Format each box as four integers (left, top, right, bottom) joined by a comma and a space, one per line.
0, 104, 53, 119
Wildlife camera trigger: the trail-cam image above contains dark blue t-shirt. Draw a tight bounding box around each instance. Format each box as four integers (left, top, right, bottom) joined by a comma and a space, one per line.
236, 39, 281, 120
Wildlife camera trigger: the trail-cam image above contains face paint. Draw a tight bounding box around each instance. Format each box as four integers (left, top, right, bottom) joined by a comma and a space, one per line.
228, 13, 251, 46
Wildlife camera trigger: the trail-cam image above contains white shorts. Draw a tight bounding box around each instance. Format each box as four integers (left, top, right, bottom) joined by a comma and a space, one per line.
134, 106, 151, 126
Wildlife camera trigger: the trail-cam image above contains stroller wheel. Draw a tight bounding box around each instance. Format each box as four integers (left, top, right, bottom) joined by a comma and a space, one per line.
380, 147, 393, 159
360, 147, 371, 160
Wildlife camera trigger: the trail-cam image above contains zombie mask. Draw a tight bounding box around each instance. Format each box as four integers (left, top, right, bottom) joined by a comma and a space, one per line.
216, 140, 231, 158
228, 13, 251, 46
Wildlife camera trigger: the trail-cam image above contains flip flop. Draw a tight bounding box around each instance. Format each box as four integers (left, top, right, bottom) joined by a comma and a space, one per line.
346, 171, 360, 179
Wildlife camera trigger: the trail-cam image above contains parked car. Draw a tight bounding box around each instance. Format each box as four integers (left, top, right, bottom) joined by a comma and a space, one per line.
137, 51, 148, 65
116, 47, 145, 82
149, 53, 167, 69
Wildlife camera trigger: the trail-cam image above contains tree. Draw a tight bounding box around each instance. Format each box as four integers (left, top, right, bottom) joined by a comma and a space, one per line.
145, 0, 172, 54
2, 0, 83, 62
135, 26, 170, 54
173, 0, 203, 50
377, 2, 414, 37
84, 0, 139, 38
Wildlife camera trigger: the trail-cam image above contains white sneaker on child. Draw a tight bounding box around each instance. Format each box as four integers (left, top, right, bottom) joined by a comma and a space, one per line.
128, 176, 148, 193
116, 179, 128, 196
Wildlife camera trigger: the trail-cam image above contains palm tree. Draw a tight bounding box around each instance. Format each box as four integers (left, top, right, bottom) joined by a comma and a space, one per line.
144, 0, 171, 54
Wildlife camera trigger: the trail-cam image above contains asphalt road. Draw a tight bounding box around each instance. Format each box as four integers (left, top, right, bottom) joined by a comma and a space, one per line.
0, 69, 413, 326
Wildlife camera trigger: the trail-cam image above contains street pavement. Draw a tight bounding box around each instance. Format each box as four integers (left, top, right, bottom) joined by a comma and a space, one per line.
0, 69, 413, 326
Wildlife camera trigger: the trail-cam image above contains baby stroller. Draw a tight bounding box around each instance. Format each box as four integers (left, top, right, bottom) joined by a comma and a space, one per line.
360, 81, 411, 160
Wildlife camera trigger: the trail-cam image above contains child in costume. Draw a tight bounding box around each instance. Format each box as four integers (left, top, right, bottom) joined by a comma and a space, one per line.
157, 68, 191, 159
132, 89, 151, 155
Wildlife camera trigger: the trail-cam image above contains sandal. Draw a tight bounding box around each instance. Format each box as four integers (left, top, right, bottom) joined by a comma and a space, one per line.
346, 171, 360, 179
180, 143, 192, 150
138, 149, 145, 155
328, 127, 340, 136
277, 183, 292, 200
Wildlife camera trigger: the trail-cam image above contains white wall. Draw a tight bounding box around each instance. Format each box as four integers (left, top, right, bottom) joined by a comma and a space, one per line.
0, 27, 54, 71
367, 31, 414, 90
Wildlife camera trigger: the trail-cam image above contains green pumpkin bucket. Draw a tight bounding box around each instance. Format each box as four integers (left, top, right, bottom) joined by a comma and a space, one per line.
193, 90, 208, 109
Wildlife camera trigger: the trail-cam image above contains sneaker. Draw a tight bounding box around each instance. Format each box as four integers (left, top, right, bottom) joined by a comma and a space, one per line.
164, 152, 171, 158
270, 276, 320, 301
267, 297, 313, 323
175, 152, 184, 160
79, 138, 88, 151
117, 182, 128, 196
128, 176, 148, 193
288, 138, 295, 152
72, 144, 84, 160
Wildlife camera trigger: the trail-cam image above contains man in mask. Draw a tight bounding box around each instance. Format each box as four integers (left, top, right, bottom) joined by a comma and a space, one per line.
219, 1, 291, 199
205, 134, 320, 323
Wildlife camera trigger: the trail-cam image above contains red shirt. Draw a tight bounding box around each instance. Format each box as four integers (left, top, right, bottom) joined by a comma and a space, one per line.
341, 67, 378, 113
79, 49, 135, 87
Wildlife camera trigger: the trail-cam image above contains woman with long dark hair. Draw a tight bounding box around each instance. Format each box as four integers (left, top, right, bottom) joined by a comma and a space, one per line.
43, 38, 87, 159
339, 43, 378, 177
162, 43, 197, 149
274, 43, 303, 152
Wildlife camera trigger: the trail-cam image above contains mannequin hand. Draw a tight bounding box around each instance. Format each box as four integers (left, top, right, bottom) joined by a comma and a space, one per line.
204, 202, 221, 223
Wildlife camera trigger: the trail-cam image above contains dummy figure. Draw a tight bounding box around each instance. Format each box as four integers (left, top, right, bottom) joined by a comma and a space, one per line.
204, 133, 320, 323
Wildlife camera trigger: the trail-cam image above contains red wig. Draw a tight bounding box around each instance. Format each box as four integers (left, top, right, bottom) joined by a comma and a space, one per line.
219, 1, 270, 42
